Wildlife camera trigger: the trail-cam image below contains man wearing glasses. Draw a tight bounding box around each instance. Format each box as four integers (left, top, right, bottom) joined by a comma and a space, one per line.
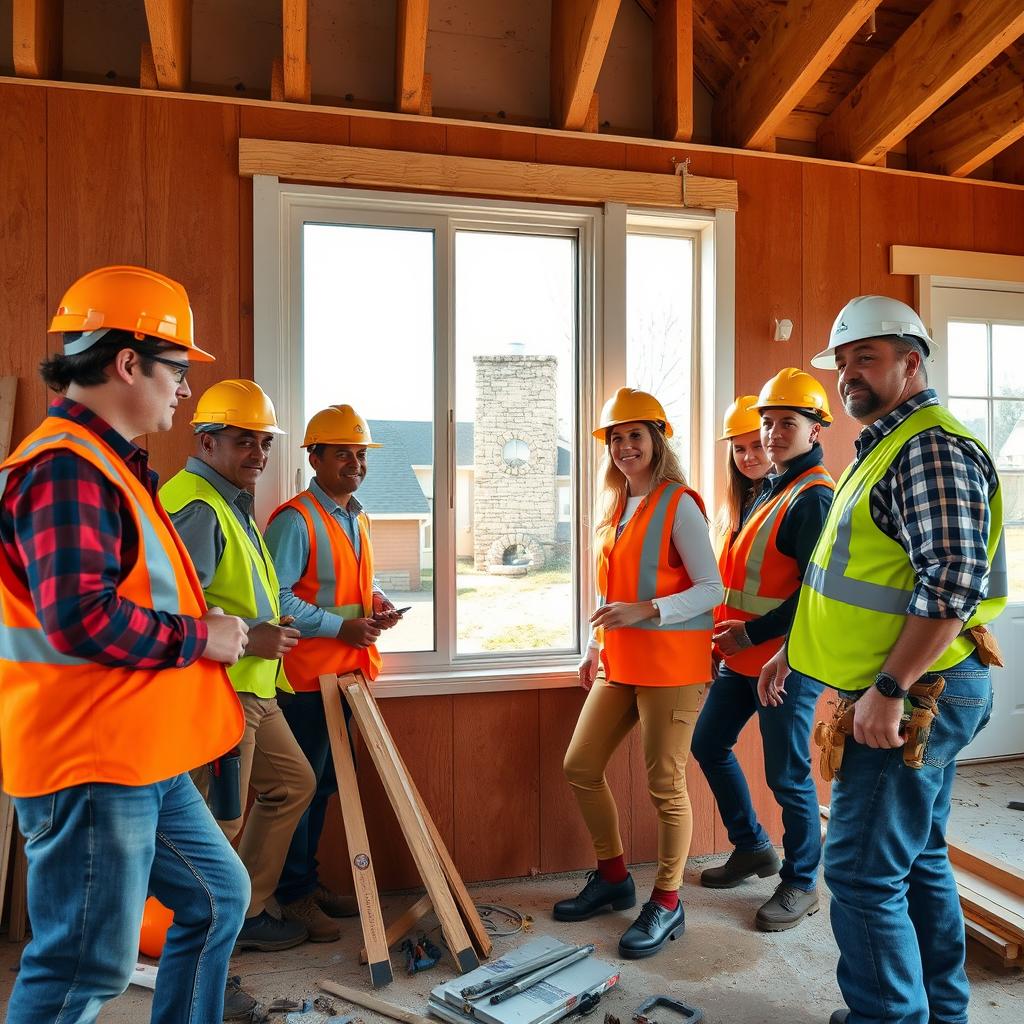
0, 266, 254, 1022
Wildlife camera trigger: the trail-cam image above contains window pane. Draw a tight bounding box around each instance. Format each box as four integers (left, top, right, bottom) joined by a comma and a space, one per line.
992, 324, 1024, 398
997, 400, 1024, 603
947, 321, 988, 398
302, 223, 435, 654
453, 230, 577, 656
949, 398, 988, 447
626, 233, 694, 476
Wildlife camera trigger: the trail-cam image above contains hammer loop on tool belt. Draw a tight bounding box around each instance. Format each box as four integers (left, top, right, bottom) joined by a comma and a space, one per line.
812, 676, 946, 782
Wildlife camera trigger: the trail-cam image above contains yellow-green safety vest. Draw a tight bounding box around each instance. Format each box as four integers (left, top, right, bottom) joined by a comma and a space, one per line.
161, 469, 293, 697
788, 405, 1006, 691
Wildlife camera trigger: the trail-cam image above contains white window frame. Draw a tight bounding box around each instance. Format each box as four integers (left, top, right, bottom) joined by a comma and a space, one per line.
254, 177, 735, 695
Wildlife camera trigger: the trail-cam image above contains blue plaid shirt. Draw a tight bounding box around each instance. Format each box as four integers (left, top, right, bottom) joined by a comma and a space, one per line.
855, 389, 998, 622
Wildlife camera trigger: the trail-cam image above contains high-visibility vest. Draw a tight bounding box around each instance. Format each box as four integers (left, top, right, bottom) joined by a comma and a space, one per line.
715, 465, 834, 676
268, 491, 382, 692
789, 406, 1006, 691
596, 481, 713, 686
0, 419, 244, 797
161, 469, 293, 698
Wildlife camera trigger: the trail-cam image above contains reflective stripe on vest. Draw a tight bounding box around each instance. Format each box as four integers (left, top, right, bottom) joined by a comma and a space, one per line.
293, 493, 364, 620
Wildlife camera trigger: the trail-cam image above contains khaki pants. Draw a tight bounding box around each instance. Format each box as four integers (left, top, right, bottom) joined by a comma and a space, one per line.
195, 694, 315, 917
563, 678, 704, 892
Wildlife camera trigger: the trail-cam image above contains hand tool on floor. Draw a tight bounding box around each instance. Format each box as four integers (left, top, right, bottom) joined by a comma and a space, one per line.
632, 996, 703, 1024
461, 944, 583, 999
489, 945, 596, 1005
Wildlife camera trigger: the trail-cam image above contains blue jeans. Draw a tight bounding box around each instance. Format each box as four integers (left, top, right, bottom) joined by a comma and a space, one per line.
276, 690, 349, 905
824, 652, 992, 1024
8, 773, 249, 1024
692, 664, 824, 890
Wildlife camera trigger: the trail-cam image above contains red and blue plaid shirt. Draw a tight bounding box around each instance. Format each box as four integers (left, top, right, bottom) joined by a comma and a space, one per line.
0, 397, 208, 667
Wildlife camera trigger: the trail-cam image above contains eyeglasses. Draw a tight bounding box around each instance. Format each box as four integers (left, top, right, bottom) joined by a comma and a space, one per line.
148, 354, 191, 384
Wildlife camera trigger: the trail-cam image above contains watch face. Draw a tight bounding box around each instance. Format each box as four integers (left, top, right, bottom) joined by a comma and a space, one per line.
875, 673, 905, 698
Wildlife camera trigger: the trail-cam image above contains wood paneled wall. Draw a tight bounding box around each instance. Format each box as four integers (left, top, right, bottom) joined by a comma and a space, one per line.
3, 82, 1024, 891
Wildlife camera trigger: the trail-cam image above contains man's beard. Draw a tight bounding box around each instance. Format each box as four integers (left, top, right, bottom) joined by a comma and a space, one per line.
843, 384, 882, 419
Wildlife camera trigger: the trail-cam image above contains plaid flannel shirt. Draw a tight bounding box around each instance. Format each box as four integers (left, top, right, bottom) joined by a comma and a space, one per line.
0, 398, 207, 667
855, 388, 998, 622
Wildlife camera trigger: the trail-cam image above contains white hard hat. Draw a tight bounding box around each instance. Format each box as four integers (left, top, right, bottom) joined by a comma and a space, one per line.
812, 295, 934, 369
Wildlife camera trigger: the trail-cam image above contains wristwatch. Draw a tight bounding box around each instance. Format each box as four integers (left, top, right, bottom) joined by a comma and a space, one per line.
874, 671, 910, 699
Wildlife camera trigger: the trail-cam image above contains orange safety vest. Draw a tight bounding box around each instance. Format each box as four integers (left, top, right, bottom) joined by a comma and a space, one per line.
0, 418, 244, 797
596, 481, 713, 687
269, 491, 382, 692
714, 465, 834, 676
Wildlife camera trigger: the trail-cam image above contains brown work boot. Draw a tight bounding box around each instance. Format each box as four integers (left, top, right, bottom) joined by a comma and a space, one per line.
314, 883, 359, 918
755, 882, 819, 931
280, 893, 342, 942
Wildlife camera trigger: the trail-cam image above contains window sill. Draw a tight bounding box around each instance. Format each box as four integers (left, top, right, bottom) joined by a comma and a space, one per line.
372, 663, 582, 698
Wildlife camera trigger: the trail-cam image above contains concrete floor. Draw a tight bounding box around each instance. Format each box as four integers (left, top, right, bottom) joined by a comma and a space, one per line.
1, 763, 1022, 1024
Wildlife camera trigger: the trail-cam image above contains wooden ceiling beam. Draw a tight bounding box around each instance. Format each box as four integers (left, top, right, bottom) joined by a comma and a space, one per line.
653, 0, 692, 142
908, 59, 1024, 177
716, 0, 884, 151
818, 0, 1024, 165
142, 0, 191, 92
13, 0, 63, 80
551, 0, 622, 131
396, 0, 430, 114
281, 0, 310, 103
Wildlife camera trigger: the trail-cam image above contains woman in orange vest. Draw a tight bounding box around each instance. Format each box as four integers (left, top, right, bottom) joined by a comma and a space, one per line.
556, 388, 723, 959
692, 370, 834, 932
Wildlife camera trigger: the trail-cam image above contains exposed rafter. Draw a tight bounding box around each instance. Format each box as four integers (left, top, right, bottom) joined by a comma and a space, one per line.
142, 0, 191, 92
653, 0, 693, 142
716, 0, 883, 151
909, 57, 1024, 178
396, 0, 431, 115
13, 0, 63, 80
818, 0, 1024, 165
551, 0, 622, 131
282, 0, 311, 103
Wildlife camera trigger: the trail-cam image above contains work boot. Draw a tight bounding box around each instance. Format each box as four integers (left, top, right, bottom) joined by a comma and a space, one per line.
755, 882, 820, 931
314, 883, 359, 918
223, 976, 257, 1021
234, 910, 308, 952
618, 900, 685, 959
552, 870, 636, 921
828, 1012, 849, 1024
700, 846, 782, 888
281, 893, 342, 942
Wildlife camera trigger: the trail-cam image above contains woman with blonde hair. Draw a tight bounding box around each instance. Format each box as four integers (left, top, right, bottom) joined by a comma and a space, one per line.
555, 387, 723, 959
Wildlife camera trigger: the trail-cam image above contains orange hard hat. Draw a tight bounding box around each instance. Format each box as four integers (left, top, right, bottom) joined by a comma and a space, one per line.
139, 896, 174, 958
49, 265, 215, 362
719, 395, 762, 441
302, 405, 381, 448
756, 368, 833, 425
192, 380, 285, 434
592, 387, 673, 441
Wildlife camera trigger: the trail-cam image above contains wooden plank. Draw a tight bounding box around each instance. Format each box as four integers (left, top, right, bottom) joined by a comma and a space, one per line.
142, 0, 191, 92
909, 59, 1024, 178
282, 0, 311, 103
949, 840, 1024, 898
319, 675, 393, 987
891, 245, 1024, 284
550, 0, 622, 131
0, 793, 15, 926
818, 0, 1024, 165
652, 0, 692, 143
0, 379, 18, 463
964, 917, 1022, 965
957, 879, 1024, 940
395, 0, 430, 115
238, 137, 738, 210
344, 679, 478, 974
359, 892, 433, 965
716, 0, 882, 151
13, 0, 63, 79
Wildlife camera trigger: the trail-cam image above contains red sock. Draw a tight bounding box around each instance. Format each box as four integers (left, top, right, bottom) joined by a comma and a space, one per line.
651, 887, 679, 911
597, 855, 628, 884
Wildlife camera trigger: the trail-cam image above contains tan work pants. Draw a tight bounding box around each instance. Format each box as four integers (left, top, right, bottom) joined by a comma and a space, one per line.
563, 677, 704, 892
195, 693, 316, 917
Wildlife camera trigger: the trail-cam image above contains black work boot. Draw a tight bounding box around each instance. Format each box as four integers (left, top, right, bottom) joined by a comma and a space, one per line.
618, 899, 685, 959
233, 910, 308, 952
552, 870, 636, 921
755, 882, 819, 931
223, 976, 257, 1021
700, 846, 782, 888
828, 1011, 849, 1024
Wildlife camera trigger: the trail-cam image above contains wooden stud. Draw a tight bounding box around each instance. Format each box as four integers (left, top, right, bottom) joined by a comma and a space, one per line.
818, 0, 1024, 165
583, 92, 599, 134
716, 0, 882, 151
142, 0, 192, 92
318, 675, 393, 987
13, 0, 63, 80
890, 245, 1024, 284
550, 0, 622, 131
0, 378, 17, 461
270, 58, 284, 104
653, 0, 692, 143
359, 892, 433, 965
282, 0, 311, 103
140, 43, 158, 91
965, 917, 1021, 965
318, 980, 435, 1024
396, 0, 430, 115
419, 73, 433, 117
0, 792, 15, 926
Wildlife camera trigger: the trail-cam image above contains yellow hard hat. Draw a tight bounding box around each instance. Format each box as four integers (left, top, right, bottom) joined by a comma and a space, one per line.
719, 395, 762, 441
302, 404, 382, 448
50, 265, 215, 362
592, 387, 673, 441
191, 379, 285, 434
756, 368, 833, 425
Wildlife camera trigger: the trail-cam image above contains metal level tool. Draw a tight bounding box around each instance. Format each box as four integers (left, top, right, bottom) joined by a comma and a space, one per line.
461, 945, 586, 999
489, 945, 596, 1005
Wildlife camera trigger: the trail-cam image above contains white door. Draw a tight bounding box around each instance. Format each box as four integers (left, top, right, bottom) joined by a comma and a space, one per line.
931, 286, 1024, 759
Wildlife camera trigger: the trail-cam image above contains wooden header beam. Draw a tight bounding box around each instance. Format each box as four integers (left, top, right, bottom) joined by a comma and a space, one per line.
13, 0, 63, 80
551, 0, 622, 131
238, 137, 739, 211
282, 0, 311, 103
653, 0, 693, 142
396, 0, 430, 114
891, 244, 1024, 284
142, 0, 191, 92
818, 0, 1024, 165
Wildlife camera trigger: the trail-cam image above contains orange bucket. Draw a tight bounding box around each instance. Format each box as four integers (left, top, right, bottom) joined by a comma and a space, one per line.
139, 896, 174, 958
